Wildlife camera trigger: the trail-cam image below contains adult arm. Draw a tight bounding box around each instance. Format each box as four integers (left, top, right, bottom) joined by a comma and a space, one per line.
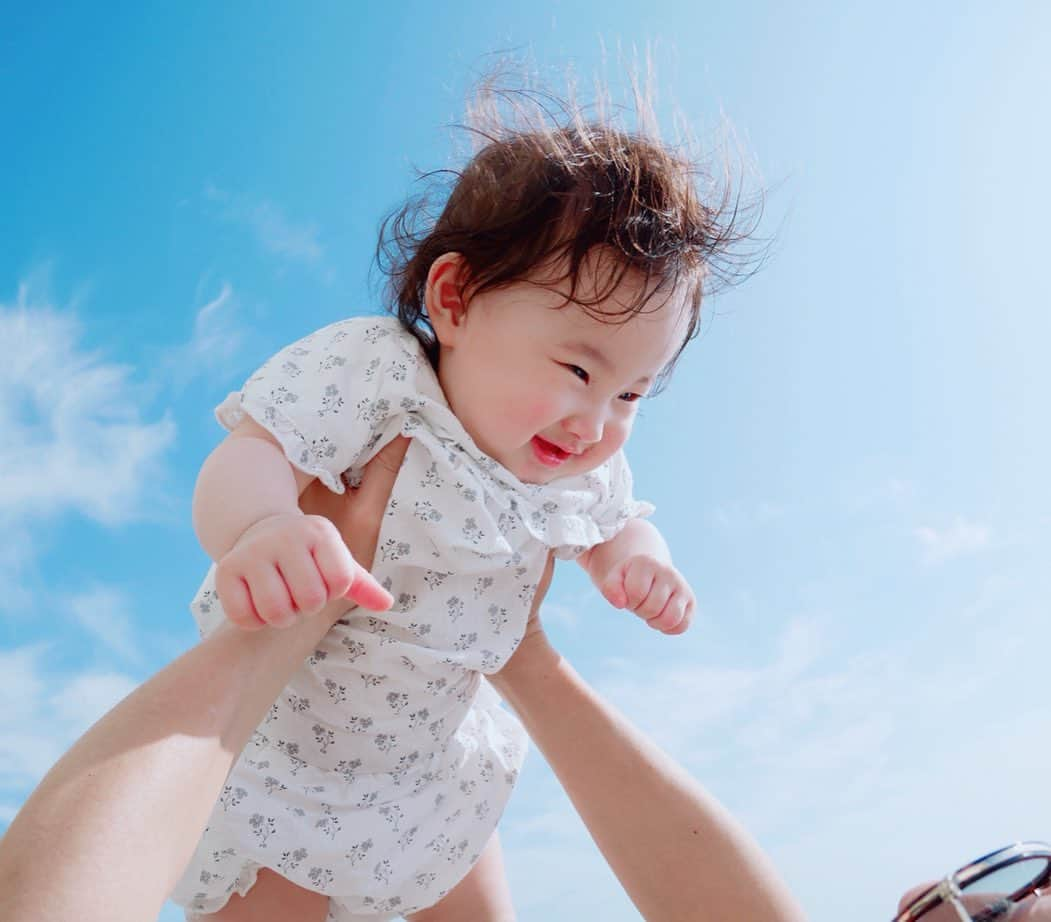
307, 470, 804, 921
1, 431, 805, 922
488, 559, 806, 922
0, 436, 410, 922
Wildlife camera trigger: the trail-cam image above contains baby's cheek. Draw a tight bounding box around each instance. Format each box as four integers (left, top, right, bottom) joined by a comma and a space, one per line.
604, 417, 632, 454
518, 396, 559, 430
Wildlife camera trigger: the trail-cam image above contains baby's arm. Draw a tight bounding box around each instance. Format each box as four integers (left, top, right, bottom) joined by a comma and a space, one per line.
194, 417, 392, 630
577, 519, 694, 634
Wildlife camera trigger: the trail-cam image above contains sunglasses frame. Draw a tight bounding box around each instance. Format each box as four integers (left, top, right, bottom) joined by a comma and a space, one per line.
895, 841, 1051, 922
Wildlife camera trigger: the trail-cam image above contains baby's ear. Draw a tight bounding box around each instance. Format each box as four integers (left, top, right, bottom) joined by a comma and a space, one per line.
426, 252, 470, 345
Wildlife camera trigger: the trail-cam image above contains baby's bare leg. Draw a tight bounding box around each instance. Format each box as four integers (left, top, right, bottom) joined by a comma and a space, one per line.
196, 867, 328, 922
407, 832, 515, 922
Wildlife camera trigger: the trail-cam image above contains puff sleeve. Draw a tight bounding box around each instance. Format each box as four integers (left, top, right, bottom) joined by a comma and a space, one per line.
549, 450, 655, 560
214, 317, 409, 493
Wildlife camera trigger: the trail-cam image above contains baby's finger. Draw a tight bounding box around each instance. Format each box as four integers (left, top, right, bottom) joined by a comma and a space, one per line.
649, 594, 687, 634
636, 579, 673, 622
622, 560, 655, 610
662, 596, 695, 635
310, 531, 357, 600
278, 547, 330, 618
345, 564, 394, 612
216, 569, 265, 631
245, 564, 296, 627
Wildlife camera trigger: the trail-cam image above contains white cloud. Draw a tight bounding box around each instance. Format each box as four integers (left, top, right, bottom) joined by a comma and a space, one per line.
52, 671, 138, 731
915, 515, 990, 564
0, 517, 36, 611
0, 645, 138, 790
248, 201, 325, 264
711, 499, 786, 530
539, 585, 603, 631
581, 586, 1051, 916
0, 284, 176, 527
67, 584, 142, 664
538, 599, 579, 628
185, 281, 242, 366
498, 576, 1051, 921
886, 477, 914, 500
206, 185, 326, 268
847, 475, 918, 514
155, 281, 246, 388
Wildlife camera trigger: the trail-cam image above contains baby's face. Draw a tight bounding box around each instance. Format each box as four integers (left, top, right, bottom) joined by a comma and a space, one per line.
435, 256, 690, 485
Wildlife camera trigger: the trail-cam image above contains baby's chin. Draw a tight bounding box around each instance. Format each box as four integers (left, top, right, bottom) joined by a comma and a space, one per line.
517, 457, 607, 486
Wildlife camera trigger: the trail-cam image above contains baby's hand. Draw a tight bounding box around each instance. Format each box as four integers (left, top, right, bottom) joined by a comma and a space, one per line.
215, 512, 393, 630
598, 554, 695, 635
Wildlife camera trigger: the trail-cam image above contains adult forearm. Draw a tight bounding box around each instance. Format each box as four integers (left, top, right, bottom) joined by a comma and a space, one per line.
0, 600, 349, 922
0, 438, 406, 922
494, 644, 806, 922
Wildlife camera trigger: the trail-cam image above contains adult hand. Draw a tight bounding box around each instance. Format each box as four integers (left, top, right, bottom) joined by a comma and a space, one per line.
486, 550, 556, 697
298, 436, 410, 582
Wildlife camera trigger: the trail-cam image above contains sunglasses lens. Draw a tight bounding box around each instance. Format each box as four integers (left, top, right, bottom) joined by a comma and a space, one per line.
959, 856, 1051, 911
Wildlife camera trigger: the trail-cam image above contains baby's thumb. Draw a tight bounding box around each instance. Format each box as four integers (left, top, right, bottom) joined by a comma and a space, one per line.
345, 568, 394, 611
600, 573, 627, 609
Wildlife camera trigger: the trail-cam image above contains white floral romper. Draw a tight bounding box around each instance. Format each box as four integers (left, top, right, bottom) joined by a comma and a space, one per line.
170, 316, 652, 920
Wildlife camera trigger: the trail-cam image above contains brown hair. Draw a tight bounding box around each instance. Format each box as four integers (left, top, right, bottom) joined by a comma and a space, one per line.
376, 78, 764, 392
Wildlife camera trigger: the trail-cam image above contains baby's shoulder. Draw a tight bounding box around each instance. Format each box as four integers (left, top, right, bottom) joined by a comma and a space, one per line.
300, 314, 411, 351
271, 314, 428, 374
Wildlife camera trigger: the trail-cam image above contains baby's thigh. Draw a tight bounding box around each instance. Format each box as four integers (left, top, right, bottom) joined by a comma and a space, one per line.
195, 867, 329, 922
405, 832, 515, 922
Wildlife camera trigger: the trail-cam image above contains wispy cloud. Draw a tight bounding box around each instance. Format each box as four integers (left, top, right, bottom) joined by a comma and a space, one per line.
590, 590, 1045, 844
846, 475, 918, 514
154, 281, 247, 389
185, 281, 243, 367
711, 500, 786, 530
915, 515, 990, 564
206, 185, 327, 269
0, 282, 176, 527
538, 599, 579, 628
0, 645, 138, 792
502, 576, 1051, 919
0, 279, 176, 608
67, 584, 143, 664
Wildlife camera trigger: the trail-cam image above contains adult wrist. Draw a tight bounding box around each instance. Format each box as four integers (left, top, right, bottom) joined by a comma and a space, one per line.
490, 629, 561, 702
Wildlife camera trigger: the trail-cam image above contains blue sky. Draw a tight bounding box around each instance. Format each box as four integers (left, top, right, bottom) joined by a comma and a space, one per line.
2, 2, 1049, 918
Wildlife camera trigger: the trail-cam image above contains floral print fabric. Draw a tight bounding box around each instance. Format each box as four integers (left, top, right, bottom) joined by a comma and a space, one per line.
170, 316, 651, 919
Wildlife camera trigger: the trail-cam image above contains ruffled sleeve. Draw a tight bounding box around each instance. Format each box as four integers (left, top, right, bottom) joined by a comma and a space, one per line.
215, 316, 426, 493
547, 450, 655, 560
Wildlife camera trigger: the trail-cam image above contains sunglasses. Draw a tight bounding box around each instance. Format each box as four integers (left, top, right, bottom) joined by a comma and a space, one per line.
894, 842, 1051, 921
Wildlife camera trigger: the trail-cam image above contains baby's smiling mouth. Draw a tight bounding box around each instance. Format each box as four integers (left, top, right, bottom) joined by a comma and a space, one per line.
531, 436, 573, 467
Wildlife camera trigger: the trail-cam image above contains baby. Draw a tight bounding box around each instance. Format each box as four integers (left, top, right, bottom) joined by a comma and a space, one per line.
172, 101, 718, 921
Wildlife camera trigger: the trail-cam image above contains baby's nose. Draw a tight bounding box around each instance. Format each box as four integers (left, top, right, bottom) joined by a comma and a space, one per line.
563, 412, 603, 445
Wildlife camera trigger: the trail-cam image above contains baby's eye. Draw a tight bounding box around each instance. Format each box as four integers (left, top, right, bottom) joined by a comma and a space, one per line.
564, 364, 589, 383
619, 392, 642, 403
